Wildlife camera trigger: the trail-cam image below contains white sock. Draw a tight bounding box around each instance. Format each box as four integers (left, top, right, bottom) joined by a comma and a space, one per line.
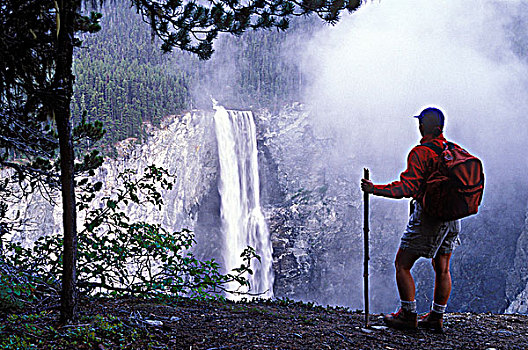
401, 300, 417, 313
432, 302, 447, 314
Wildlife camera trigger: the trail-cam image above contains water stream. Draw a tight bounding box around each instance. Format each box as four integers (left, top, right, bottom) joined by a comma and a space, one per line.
213, 105, 274, 299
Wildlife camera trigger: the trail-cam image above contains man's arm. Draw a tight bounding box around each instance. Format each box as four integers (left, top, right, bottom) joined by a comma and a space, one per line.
360, 148, 427, 199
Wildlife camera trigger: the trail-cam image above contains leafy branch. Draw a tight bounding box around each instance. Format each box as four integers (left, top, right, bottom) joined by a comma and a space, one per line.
1, 165, 261, 311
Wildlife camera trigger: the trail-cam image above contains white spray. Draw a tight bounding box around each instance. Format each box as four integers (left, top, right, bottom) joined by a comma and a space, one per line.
302, 0, 528, 185
213, 104, 274, 299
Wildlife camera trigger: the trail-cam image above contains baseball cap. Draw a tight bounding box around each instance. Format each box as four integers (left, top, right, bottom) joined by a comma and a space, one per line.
413, 107, 445, 127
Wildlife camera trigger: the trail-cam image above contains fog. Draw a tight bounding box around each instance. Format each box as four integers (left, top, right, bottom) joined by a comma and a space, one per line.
295, 0, 528, 312
179, 0, 528, 312
93, 0, 528, 312
302, 0, 528, 189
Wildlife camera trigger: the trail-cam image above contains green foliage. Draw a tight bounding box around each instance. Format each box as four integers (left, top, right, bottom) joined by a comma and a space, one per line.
0, 111, 106, 301
56, 314, 148, 348
72, 113, 106, 174
129, 0, 362, 60
0, 312, 152, 349
2, 165, 259, 301
76, 11, 103, 33
72, 18, 191, 152
0, 268, 34, 312
0, 235, 59, 313
73, 113, 106, 147
0, 0, 104, 178
189, 16, 317, 110
0, 246, 60, 313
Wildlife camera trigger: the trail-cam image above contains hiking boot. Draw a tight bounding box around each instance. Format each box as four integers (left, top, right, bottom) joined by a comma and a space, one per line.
383, 309, 417, 330
418, 311, 444, 333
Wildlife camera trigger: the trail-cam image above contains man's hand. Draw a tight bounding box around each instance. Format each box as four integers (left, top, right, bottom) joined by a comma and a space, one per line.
361, 179, 375, 194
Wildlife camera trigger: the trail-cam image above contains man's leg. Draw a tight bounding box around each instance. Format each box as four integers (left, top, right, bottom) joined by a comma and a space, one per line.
432, 253, 451, 305
432, 252, 452, 305
384, 248, 420, 329
418, 252, 452, 332
395, 248, 420, 302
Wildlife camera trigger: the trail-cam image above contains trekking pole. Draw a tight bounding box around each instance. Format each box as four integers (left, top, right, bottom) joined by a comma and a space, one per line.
363, 168, 370, 328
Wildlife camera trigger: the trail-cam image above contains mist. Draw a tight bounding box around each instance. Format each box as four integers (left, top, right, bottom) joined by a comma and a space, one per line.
302, 0, 528, 188
294, 0, 528, 312
181, 0, 528, 312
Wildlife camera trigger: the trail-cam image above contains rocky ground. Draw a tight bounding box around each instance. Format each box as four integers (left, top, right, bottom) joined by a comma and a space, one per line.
1, 297, 527, 349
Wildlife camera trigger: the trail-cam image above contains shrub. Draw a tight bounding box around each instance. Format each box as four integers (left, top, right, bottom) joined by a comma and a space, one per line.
1, 165, 259, 305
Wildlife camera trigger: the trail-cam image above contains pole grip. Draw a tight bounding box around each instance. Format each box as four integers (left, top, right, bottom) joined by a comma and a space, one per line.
363, 168, 370, 328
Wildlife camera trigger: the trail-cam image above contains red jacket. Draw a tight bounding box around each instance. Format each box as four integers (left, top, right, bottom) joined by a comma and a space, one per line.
373, 134, 448, 201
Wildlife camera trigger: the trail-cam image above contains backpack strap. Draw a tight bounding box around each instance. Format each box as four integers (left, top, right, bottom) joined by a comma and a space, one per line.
420, 142, 444, 156
446, 141, 457, 150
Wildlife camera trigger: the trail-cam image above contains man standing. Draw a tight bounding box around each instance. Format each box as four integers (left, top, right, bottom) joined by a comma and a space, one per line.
361, 107, 460, 332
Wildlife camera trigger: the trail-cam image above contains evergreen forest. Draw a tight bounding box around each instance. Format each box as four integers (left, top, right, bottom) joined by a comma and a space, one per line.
72, 1, 319, 154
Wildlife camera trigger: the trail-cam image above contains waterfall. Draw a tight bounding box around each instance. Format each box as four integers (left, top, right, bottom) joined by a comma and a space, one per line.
213, 105, 274, 299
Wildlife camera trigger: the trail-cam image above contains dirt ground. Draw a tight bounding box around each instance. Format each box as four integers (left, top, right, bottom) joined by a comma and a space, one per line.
2, 297, 528, 349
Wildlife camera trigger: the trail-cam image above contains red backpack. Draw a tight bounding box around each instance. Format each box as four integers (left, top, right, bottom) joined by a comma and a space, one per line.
420, 141, 484, 221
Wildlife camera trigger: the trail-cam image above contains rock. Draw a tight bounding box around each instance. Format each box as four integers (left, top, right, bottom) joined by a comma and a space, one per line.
371, 325, 388, 330
144, 320, 163, 327
506, 210, 528, 314
6, 111, 219, 244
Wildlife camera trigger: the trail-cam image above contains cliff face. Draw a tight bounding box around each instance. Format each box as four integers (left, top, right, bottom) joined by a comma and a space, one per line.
506, 208, 528, 314
255, 105, 409, 311
254, 105, 528, 314
100, 112, 219, 233
8, 111, 220, 250
6, 106, 528, 314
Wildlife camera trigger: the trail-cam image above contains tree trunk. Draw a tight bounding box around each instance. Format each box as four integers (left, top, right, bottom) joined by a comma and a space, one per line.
55, 0, 80, 323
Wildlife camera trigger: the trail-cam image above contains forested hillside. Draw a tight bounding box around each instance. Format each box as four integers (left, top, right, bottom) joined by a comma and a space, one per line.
71, 3, 191, 149
72, 1, 317, 153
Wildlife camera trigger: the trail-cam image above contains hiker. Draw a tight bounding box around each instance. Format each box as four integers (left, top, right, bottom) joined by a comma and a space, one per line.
360, 107, 461, 332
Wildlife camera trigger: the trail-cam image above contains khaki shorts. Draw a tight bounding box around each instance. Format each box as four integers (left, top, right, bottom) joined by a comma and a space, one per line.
400, 201, 461, 258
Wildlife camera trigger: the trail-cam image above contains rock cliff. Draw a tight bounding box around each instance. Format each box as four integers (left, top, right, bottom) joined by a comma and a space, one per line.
254, 105, 528, 314
7, 111, 219, 250
255, 104, 402, 311
506, 207, 528, 314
